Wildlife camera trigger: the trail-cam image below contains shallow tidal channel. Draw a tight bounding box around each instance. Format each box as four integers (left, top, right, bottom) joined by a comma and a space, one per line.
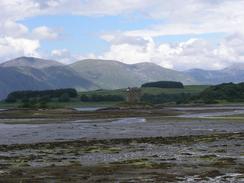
0, 107, 243, 182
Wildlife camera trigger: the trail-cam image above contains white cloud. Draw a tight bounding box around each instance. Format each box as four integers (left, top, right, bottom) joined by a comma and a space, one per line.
99, 33, 244, 70
74, 0, 151, 16
0, 37, 40, 61
0, 1, 59, 60
215, 33, 244, 63
125, 0, 244, 37
51, 49, 69, 57
1, 0, 244, 70
51, 48, 72, 63
2, 0, 244, 37
1, 20, 28, 37
0, 0, 150, 19
0, 0, 40, 23
50, 48, 85, 64
50, 48, 99, 64
32, 26, 59, 40
93, 0, 244, 70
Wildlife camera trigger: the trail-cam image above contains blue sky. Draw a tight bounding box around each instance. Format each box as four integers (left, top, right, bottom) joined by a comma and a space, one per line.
21, 14, 162, 54
21, 14, 225, 55
1, 0, 244, 70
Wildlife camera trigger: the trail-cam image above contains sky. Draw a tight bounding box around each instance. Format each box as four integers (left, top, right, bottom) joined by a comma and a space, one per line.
1, 0, 244, 70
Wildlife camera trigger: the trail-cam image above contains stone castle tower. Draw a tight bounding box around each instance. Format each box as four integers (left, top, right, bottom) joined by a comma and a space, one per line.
126, 87, 141, 103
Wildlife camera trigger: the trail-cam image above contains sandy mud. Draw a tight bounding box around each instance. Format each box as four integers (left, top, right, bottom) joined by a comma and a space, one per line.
0, 106, 243, 182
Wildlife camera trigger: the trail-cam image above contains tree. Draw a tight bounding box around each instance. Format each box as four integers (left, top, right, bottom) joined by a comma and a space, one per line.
80, 94, 90, 102
59, 93, 70, 102
5, 95, 17, 103
142, 81, 184, 89
38, 96, 50, 108
6, 88, 78, 101
20, 98, 30, 108
30, 98, 38, 107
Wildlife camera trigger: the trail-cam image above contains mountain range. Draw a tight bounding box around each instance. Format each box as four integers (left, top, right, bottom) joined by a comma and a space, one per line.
0, 57, 196, 99
69, 59, 196, 89
1, 56, 244, 100
186, 63, 244, 84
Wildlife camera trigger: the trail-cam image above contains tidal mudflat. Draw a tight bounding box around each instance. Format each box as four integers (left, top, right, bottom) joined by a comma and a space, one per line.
0, 107, 243, 182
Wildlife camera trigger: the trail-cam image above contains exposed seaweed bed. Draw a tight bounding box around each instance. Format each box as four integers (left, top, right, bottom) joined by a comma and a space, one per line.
0, 107, 243, 182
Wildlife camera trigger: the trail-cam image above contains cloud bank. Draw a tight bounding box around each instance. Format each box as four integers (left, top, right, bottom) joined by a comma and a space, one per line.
1, 0, 244, 70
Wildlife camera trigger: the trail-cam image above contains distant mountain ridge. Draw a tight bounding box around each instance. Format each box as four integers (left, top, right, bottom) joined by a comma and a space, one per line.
2, 56, 244, 100
69, 59, 197, 89
0, 57, 96, 99
186, 63, 244, 84
0, 57, 197, 99
1, 57, 63, 69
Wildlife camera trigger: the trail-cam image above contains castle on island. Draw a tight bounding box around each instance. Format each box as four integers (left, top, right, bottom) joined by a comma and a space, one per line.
126, 87, 141, 103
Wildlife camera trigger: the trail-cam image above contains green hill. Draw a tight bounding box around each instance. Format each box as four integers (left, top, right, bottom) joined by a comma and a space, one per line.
70, 59, 197, 89
198, 82, 244, 103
